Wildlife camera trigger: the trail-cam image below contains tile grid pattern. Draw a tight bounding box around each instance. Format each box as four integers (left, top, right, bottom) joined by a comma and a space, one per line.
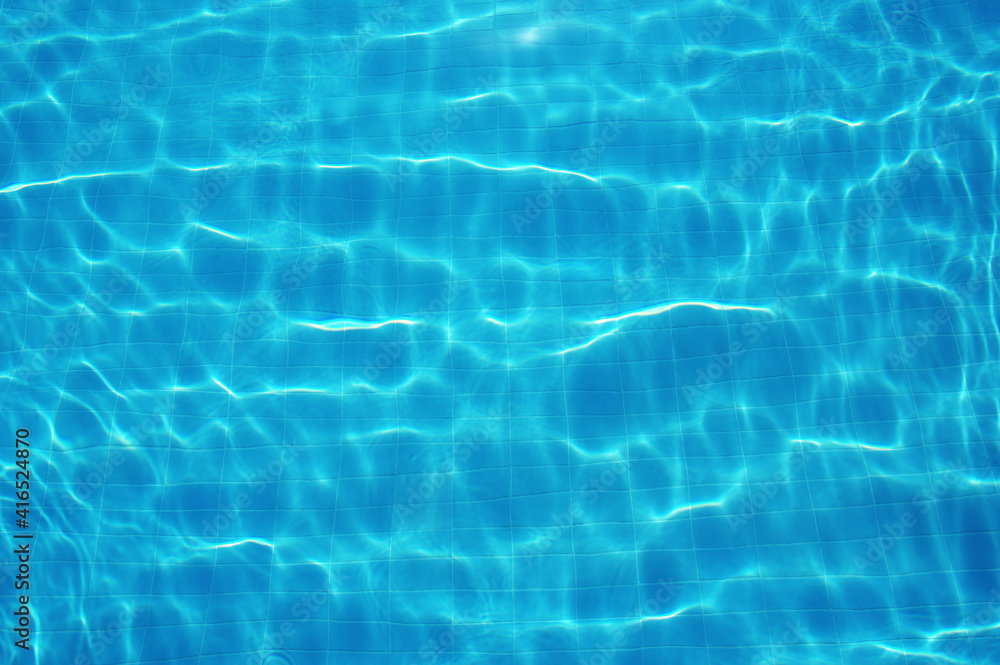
0, 0, 998, 664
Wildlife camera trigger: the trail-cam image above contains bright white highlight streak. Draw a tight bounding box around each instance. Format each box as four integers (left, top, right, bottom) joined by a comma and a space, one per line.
196, 223, 243, 241
559, 328, 619, 355
592, 301, 772, 325
207, 539, 273, 550
318, 156, 598, 182
0, 171, 132, 194
299, 318, 416, 332
212, 378, 237, 396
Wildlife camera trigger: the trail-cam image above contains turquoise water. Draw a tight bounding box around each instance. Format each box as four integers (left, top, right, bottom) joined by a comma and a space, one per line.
2, 0, 1000, 663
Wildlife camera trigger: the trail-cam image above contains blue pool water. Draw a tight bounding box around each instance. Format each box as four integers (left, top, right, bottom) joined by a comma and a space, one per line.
2, 0, 1000, 663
